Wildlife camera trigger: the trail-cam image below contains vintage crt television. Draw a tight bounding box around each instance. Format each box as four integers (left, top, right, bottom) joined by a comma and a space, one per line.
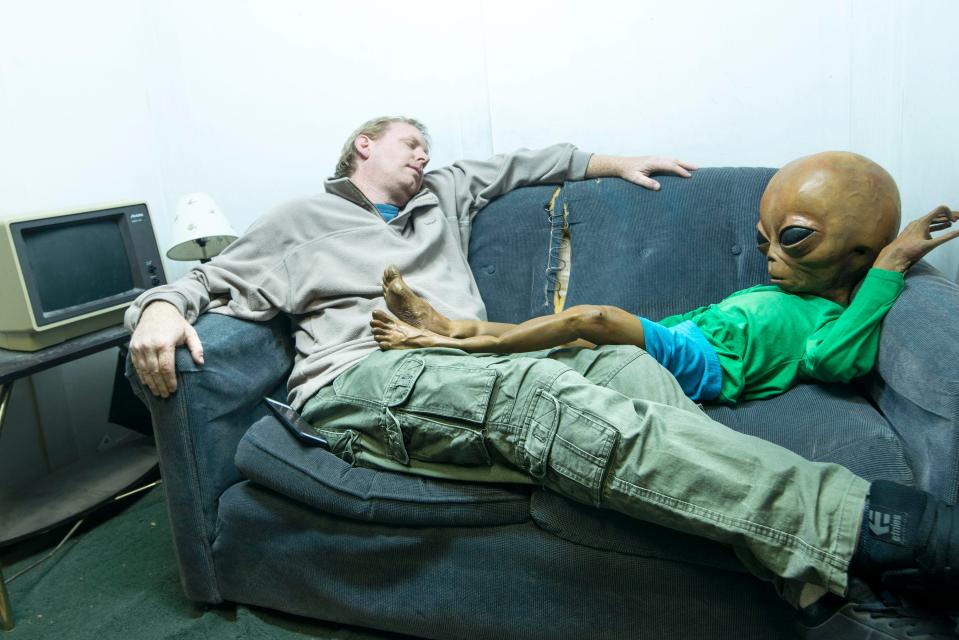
0, 201, 166, 351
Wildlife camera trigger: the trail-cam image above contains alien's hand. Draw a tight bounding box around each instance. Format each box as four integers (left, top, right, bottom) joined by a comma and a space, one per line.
873, 205, 959, 273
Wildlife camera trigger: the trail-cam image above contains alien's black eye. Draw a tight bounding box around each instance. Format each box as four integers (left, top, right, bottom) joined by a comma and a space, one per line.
756, 229, 769, 246
779, 226, 814, 246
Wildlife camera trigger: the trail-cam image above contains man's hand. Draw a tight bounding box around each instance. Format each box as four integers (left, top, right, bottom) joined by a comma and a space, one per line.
129, 301, 204, 398
585, 154, 698, 190
874, 205, 959, 273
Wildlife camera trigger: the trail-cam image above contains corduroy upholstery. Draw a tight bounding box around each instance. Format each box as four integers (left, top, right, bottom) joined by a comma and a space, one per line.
129, 168, 959, 639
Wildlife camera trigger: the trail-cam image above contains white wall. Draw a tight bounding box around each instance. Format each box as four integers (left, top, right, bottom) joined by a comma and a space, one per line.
1, 0, 956, 487
482, 0, 959, 275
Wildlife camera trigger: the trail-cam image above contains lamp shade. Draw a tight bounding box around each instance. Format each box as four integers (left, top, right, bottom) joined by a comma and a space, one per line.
166, 192, 238, 261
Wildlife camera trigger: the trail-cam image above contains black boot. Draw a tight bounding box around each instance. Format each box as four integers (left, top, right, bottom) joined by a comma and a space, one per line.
851, 480, 958, 608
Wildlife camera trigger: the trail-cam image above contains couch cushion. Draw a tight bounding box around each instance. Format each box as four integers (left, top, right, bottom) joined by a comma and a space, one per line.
705, 383, 915, 485
235, 414, 532, 526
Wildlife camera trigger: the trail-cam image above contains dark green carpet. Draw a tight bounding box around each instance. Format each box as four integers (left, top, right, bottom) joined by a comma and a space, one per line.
2, 486, 408, 639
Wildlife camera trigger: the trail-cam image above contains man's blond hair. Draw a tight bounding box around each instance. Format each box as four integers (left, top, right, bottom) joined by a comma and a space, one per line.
334, 116, 430, 178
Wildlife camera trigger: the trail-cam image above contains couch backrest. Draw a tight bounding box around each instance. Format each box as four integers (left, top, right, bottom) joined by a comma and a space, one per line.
470, 168, 776, 323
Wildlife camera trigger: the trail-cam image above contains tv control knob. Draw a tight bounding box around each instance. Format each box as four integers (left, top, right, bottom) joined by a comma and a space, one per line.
146, 260, 157, 273
150, 276, 162, 286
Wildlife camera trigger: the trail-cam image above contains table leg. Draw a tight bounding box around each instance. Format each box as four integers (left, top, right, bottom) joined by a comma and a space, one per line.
0, 381, 13, 630
0, 564, 12, 631
0, 380, 10, 443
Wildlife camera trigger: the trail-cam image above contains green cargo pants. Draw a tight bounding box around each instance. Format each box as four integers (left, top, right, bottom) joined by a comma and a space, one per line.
302, 345, 868, 599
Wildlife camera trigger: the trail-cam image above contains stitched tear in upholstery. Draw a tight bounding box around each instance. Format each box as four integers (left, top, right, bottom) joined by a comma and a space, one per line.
544, 186, 569, 310
553, 213, 571, 313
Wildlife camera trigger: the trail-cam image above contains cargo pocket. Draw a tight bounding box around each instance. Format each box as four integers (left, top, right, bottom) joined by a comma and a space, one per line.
522, 388, 618, 507
384, 357, 496, 466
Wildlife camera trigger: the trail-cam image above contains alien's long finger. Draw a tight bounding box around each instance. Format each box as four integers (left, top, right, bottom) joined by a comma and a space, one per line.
926, 228, 959, 249
921, 205, 952, 223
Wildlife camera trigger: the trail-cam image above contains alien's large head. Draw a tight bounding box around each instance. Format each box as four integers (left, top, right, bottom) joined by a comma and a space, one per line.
757, 151, 901, 305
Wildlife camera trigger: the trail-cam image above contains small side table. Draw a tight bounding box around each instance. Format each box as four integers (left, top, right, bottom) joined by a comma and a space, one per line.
0, 324, 158, 630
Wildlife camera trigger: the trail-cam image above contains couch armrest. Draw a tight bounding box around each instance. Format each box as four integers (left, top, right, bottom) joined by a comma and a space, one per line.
870, 262, 959, 502
126, 312, 293, 602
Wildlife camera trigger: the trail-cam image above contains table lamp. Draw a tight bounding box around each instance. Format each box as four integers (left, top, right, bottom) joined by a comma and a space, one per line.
166, 193, 238, 263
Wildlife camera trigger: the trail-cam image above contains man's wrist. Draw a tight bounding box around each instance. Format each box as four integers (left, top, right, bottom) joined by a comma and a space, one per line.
585, 154, 624, 180
143, 299, 179, 314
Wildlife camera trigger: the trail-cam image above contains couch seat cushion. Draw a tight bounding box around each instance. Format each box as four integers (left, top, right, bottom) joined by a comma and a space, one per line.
235, 415, 532, 526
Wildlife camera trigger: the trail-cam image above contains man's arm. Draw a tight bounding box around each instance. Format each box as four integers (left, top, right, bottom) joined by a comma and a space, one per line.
424, 144, 591, 225
585, 155, 698, 191
425, 145, 698, 230
126, 202, 304, 397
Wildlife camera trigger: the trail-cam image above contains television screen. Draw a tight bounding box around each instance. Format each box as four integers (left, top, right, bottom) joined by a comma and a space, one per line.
0, 201, 165, 351
22, 218, 136, 315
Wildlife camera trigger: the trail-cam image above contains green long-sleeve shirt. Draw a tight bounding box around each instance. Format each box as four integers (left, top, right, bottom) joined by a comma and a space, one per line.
660, 268, 905, 404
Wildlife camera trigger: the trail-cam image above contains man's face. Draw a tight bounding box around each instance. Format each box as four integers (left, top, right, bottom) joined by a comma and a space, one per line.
756, 152, 900, 304
361, 122, 430, 203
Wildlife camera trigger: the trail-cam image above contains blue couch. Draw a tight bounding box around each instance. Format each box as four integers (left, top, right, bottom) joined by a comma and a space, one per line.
129, 168, 959, 640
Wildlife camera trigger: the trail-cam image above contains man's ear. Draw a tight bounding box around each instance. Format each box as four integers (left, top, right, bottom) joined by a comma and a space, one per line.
354, 134, 372, 161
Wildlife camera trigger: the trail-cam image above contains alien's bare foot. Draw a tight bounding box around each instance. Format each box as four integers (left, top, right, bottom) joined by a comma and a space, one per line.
370, 309, 448, 350
381, 265, 452, 335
